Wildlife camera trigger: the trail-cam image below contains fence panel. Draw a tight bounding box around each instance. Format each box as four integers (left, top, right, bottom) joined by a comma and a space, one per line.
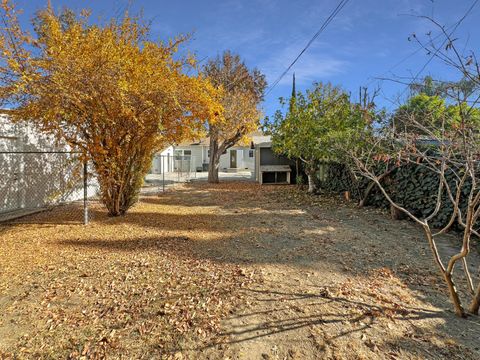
143, 154, 198, 194
0, 151, 98, 224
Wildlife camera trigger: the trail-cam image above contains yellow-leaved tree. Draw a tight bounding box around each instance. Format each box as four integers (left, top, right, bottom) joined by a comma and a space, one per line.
0, 1, 222, 215
202, 51, 266, 183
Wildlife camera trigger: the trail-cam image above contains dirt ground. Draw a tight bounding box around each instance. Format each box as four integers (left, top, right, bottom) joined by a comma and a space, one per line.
1, 181, 480, 359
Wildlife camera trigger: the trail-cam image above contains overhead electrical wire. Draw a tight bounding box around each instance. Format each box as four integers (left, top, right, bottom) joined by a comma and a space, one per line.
265, 0, 350, 97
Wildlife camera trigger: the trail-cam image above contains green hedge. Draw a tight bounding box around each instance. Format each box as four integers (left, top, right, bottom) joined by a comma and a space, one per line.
317, 162, 470, 229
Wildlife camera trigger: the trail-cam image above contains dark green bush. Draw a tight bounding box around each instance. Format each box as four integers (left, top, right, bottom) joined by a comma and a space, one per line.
318, 162, 470, 230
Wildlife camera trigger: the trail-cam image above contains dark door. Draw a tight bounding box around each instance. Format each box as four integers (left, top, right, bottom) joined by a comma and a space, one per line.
230, 150, 237, 168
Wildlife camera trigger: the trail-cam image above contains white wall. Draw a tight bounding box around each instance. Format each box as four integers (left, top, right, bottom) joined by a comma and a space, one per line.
0, 116, 98, 214
150, 146, 174, 174
151, 143, 256, 172
243, 148, 255, 169
174, 145, 203, 171
218, 146, 254, 170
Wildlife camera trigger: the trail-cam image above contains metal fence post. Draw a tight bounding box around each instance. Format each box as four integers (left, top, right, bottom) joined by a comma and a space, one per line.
83, 159, 88, 225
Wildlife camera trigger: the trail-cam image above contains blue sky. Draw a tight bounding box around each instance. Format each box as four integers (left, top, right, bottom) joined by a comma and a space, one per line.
14, 0, 480, 118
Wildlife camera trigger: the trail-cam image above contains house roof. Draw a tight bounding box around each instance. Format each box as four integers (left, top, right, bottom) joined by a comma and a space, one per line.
176, 138, 209, 147
175, 131, 271, 147
251, 132, 271, 145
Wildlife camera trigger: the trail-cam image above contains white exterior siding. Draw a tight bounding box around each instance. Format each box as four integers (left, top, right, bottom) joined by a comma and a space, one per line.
243, 148, 255, 169
150, 135, 266, 173
0, 116, 98, 214
174, 145, 203, 171
215, 146, 253, 170
150, 146, 174, 174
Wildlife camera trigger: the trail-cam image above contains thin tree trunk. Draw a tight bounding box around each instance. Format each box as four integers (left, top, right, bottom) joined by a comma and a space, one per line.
359, 180, 376, 208
305, 167, 317, 193
359, 166, 398, 208
208, 158, 219, 183
423, 226, 465, 317
208, 135, 221, 183
296, 158, 300, 184
444, 271, 466, 317
469, 284, 480, 315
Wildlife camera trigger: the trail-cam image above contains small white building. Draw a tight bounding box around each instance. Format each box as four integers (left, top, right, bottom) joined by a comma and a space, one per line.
174, 138, 254, 172
151, 132, 269, 173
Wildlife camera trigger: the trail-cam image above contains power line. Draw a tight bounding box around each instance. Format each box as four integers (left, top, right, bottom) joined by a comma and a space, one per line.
266, 0, 348, 96
265, 0, 350, 97
365, 30, 449, 88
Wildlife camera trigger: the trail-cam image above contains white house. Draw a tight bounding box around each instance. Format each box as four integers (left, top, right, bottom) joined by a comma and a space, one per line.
151, 131, 269, 173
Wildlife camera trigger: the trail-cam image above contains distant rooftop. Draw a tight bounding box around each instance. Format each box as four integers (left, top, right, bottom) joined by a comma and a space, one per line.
176, 131, 270, 147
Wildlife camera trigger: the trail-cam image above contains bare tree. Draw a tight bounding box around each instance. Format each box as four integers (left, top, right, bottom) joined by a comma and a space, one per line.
343, 18, 480, 316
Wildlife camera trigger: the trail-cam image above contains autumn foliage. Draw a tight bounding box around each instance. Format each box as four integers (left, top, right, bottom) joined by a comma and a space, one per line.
202, 51, 266, 183
0, 1, 222, 215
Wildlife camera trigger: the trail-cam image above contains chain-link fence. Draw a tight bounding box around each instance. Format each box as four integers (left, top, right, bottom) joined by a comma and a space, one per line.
0, 151, 99, 224
143, 154, 198, 194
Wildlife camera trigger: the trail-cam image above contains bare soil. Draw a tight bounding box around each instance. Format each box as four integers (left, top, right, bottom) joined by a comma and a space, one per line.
1, 181, 480, 359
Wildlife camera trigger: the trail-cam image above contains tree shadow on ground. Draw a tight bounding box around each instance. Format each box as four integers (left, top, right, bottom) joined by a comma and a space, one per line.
174, 285, 457, 358
0, 201, 103, 225
55, 235, 193, 253
5, 180, 480, 357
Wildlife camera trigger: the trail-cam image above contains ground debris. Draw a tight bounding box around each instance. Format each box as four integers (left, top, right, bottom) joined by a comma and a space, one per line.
1, 182, 479, 360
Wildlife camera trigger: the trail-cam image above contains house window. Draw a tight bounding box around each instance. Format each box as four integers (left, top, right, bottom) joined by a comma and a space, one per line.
175, 149, 191, 156
207, 149, 210, 157
249, 150, 254, 158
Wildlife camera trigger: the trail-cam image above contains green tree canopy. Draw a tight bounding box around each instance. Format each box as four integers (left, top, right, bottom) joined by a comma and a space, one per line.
393, 93, 480, 135
270, 82, 368, 192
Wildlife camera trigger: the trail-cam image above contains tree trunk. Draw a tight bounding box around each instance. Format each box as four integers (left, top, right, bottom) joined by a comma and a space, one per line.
359, 180, 376, 208
208, 158, 219, 183
102, 179, 137, 216
295, 158, 300, 184
208, 135, 221, 183
307, 174, 316, 193
469, 283, 480, 315
96, 151, 145, 216
443, 271, 466, 317
359, 167, 398, 208
422, 226, 466, 318
305, 166, 317, 193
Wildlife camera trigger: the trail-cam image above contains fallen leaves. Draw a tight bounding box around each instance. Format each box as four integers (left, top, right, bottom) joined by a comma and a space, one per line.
1, 181, 479, 359
0, 194, 253, 358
